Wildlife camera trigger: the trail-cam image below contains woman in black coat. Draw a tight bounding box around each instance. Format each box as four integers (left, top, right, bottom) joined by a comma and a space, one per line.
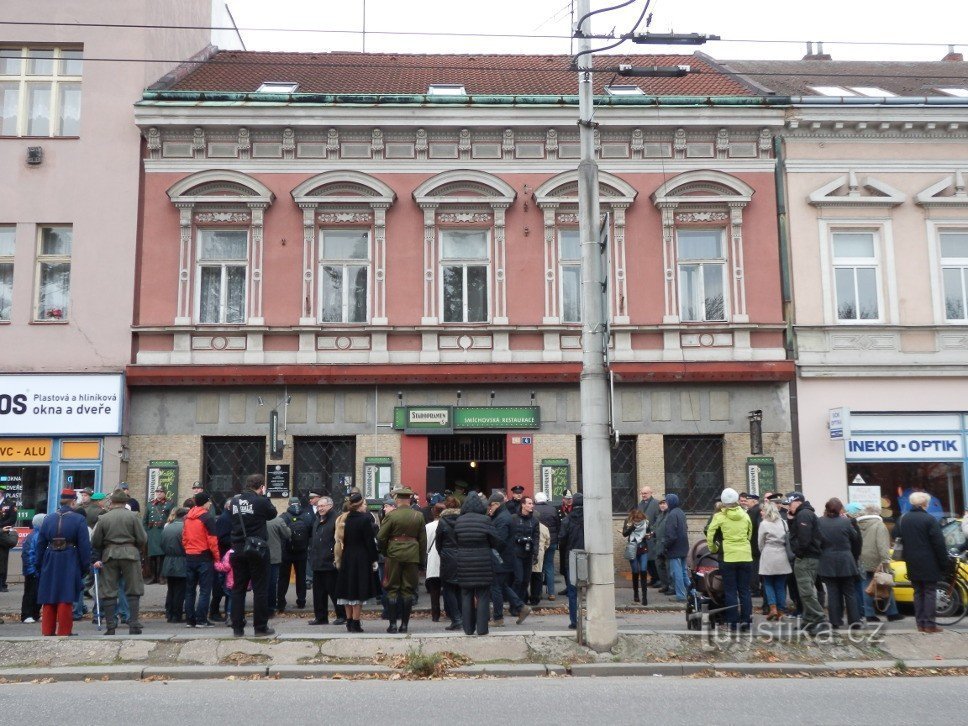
454, 493, 499, 636
335, 493, 380, 632
817, 498, 861, 628
435, 496, 463, 631
897, 492, 950, 632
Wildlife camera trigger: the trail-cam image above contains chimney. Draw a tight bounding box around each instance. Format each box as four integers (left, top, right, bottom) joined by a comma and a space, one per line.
943, 45, 964, 62
802, 41, 832, 61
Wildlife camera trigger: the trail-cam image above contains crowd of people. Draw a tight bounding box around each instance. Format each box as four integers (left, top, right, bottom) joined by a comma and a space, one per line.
621, 486, 961, 634
3, 477, 964, 638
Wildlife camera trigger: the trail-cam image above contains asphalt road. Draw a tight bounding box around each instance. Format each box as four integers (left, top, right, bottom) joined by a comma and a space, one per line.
2, 677, 965, 725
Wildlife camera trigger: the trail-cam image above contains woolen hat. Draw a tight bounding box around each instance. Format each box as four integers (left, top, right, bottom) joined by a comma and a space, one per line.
720, 487, 740, 505
110, 489, 129, 504
845, 502, 864, 516
534, 492, 548, 503
488, 492, 504, 505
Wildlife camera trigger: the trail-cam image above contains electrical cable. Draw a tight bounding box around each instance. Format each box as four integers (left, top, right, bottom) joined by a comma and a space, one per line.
574, 0, 652, 61
574, 0, 639, 31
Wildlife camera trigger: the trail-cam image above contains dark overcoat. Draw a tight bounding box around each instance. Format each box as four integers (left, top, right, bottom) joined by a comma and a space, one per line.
454, 495, 499, 588
898, 506, 949, 582
36, 506, 91, 604
335, 510, 380, 601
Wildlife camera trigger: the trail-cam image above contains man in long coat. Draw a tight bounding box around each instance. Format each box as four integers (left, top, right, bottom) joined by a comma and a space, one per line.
377, 487, 427, 633
144, 487, 173, 583
93, 490, 148, 635
36, 488, 91, 636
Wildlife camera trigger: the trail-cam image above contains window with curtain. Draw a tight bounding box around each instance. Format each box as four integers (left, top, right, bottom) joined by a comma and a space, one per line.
319, 229, 369, 323
832, 230, 880, 322
35, 225, 71, 320
440, 228, 489, 323
559, 228, 582, 323
0, 46, 82, 137
940, 230, 968, 321
0, 226, 13, 321
677, 229, 727, 322
196, 229, 247, 324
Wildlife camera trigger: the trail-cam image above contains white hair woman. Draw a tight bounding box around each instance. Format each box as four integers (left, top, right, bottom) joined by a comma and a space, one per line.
757, 500, 792, 620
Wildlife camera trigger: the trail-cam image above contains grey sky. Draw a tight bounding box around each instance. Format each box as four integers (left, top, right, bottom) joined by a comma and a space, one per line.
226, 0, 967, 60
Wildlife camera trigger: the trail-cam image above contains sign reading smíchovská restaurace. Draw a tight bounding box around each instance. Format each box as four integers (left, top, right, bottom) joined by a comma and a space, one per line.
393, 406, 540, 434
0, 374, 124, 435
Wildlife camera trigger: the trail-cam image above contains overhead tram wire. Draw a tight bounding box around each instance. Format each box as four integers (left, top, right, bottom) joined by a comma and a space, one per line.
0, 19, 963, 50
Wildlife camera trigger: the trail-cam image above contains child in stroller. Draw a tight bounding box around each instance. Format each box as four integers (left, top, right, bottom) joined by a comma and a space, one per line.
685, 539, 726, 630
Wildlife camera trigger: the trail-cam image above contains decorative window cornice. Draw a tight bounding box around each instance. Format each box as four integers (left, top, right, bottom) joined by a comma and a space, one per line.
808, 171, 906, 207
916, 171, 968, 207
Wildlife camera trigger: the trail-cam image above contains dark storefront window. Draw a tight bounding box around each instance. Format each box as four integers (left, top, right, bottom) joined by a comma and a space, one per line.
846, 461, 964, 521
0, 466, 49, 517
664, 435, 724, 513
203, 437, 266, 511
293, 437, 356, 510
576, 435, 638, 514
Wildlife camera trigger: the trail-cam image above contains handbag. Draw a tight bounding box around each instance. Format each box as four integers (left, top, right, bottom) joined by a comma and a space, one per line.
1, 527, 19, 548
624, 540, 638, 560
234, 496, 268, 562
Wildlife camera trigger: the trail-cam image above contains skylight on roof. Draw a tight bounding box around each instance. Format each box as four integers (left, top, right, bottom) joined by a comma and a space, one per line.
939, 88, 968, 98
605, 85, 645, 96
256, 82, 299, 93
810, 86, 857, 97
850, 86, 896, 97
428, 84, 467, 95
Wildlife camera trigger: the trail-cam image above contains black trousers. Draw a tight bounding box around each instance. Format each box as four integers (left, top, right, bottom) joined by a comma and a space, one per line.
461, 585, 491, 635
278, 554, 308, 609
0, 545, 9, 587
165, 576, 187, 621
425, 576, 442, 620
311, 569, 344, 622
21, 573, 40, 621
230, 551, 270, 632
823, 576, 860, 627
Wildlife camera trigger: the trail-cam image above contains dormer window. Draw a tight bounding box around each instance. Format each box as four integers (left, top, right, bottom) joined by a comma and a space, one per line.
605, 85, 645, 96
938, 88, 968, 98
810, 86, 855, 97
428, 84, 466, 96
255, 82, 299, 93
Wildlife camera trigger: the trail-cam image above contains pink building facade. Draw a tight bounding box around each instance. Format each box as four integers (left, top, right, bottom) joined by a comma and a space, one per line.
127, 52, 794, 513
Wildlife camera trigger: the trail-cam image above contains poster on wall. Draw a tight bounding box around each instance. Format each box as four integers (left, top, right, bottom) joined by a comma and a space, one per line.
146, 460, 178, 502
0, 374, 123, 435
848, 485, 882, 510
266, 464, 290, 498
540, 459, 571, 502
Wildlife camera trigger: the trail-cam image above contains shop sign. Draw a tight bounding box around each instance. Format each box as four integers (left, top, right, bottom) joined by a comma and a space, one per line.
364, 457, 393, 500
393, 406, 452, 433
828, 407, 849, 440
266, 464, 290, 498
746, 456, 776, 496
540, 458, 571, 502
0, 438, 53, 463
848, 485, 882, 509
0, 374, 123, 435
146, 460, 178, 501
453, 407, 540, 430
845, 434, 963, 461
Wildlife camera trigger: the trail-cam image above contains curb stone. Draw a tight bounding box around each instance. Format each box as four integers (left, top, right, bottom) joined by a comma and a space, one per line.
140, 665, 269, 679
268, 664, 398, 678
0, 665, 145, 682
452, 664, 550, 677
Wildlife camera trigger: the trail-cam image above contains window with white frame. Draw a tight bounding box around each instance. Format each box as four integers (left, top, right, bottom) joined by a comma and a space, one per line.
832, 230, 880, 321
440, 229, 489, 323
558, 228, 582, 323
940, 230, 968, 321
0, 46, 82, 137
196, 229, 247, 324
319, 229, 369, 323
0, 226, 14, 321
35, 225, 71, 321
677, 229, 727, 322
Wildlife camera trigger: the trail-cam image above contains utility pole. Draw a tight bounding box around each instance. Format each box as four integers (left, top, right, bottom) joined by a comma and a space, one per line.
574, 0, 617, 652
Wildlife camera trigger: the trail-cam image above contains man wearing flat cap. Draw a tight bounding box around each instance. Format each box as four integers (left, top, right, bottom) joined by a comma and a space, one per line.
92, 489, 148, 635
377, 487, 427, 633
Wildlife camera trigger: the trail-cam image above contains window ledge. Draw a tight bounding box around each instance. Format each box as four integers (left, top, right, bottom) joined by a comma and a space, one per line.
31, 319, 69, 325
0, 135, 80, 140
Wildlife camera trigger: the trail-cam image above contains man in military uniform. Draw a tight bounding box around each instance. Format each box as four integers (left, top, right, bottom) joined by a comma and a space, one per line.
377, 487, 427, 633
506, 485, 525, 515
144, 486, 173, 583
92, 490, 148, 635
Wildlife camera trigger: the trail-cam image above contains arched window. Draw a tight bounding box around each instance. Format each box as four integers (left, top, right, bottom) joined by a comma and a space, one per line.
412, 170, 516, 324
651, 170, 754, 324
533, 170, 636, 324
291, 171, 396, 325
167, 170, 274, 325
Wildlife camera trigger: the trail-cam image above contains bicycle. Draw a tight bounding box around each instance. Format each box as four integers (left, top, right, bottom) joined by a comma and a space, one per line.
935, 550, 968, 627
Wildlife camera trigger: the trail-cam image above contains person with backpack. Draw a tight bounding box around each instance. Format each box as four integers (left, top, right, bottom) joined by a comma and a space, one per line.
277, 497, 313, 612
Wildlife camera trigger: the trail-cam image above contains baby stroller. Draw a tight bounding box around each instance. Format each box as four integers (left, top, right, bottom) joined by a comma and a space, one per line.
685, 539, 725, 631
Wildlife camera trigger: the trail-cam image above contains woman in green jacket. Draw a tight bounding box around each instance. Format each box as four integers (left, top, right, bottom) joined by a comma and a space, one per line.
706, 488, 753, 630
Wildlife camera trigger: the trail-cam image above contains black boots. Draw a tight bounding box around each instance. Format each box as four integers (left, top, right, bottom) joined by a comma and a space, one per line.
399, 598, 411, 633
386, 600, 398, 633
632, 572, 641, 603
102, 598, 117, 635
127, 596, 143, 635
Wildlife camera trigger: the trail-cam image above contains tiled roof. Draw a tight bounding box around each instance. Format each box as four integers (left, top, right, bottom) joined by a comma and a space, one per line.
161, 50, 757, 97
722, 59, 968, 97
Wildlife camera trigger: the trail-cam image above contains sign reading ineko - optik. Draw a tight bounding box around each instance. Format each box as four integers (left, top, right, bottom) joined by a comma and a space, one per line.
0, 374, 124, 435
845, 434, 964, 461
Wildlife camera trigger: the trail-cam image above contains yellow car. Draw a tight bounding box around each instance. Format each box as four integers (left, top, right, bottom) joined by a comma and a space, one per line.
890, 519, 968, 611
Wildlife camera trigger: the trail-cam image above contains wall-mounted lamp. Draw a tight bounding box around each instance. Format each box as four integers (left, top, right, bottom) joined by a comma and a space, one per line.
490, 390, 496, 406
257, 396, 265, 406
397, 391, 403, 405
530, 390, 536, 406
748, 409, 763, 455
469, 460, 478, 469
456, 390, 462, 405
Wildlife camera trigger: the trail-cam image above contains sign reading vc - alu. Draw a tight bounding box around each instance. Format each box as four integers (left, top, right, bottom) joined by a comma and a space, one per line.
845, 434, 963, 461
0, 374, 124, 436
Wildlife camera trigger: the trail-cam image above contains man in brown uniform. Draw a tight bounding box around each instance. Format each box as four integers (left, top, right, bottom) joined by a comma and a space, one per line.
92, 489, 148, 635
377, 487, 427, 633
